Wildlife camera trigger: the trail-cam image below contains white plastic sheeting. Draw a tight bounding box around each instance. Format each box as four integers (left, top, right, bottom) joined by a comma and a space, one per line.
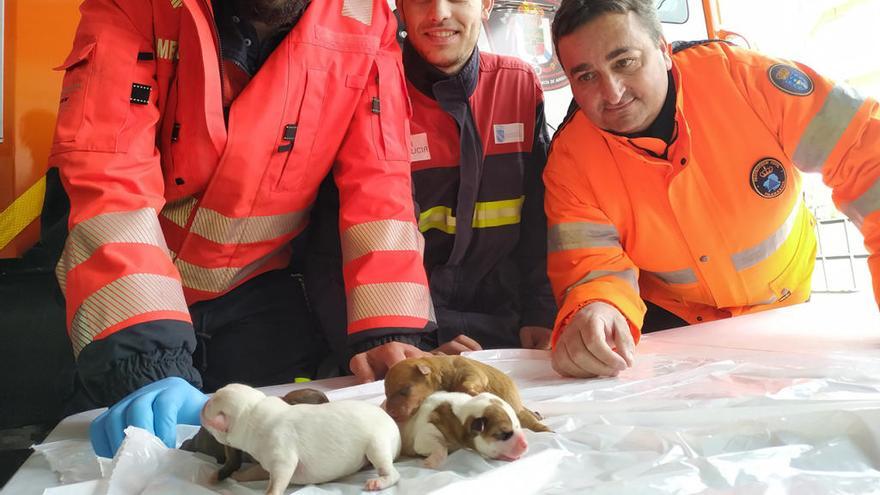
6, 298, 880, 494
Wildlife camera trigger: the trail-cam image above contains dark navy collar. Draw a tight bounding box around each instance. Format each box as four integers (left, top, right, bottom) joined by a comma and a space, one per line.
403, 40, 479, 102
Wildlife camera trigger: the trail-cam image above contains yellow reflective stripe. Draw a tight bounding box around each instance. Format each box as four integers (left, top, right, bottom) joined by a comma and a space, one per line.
419, 197, 525, 234
342, 219, 422, 264
174, 247, 280, 293
792, 85, 864, 172
56, 208, 167, 293
160, 196, 197, 228
347, 282, 432, 322
70, 273, 188, 356
731, 199, 802, 271
646, 267, 698, 285
190, 207, 308, 244
547, 222, 620, 253
473, 196, 524, 228
419, 205, 456, 234
0, 175, 46, 250
564, 269, 639, 298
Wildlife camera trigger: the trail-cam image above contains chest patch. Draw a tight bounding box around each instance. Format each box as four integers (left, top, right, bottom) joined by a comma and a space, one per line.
410, 133, 431, 162
768, 64, 813, 96
750, 157, 787, 199
493, 123, 524, 144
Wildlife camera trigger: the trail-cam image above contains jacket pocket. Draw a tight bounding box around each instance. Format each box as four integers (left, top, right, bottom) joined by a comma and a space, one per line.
369, 56, 411, 162
274, 68, 328, 191
52, 35, 139, 152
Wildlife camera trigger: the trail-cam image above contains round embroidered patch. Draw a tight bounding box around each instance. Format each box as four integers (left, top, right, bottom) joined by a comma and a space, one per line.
768, 63, 814, 96
750, 158, 787, 199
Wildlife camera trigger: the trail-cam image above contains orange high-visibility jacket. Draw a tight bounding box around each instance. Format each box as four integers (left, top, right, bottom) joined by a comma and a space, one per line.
545, 41, 880, 345
51, 0, 431, 365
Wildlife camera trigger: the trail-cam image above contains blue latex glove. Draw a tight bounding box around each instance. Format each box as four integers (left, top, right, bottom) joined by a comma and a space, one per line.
89, 376, 207, 458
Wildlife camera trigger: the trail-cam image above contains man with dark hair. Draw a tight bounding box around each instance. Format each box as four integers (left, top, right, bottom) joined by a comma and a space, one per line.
50, 0, 433, 457
544, 0, 880, 378
306, 0, 557, 371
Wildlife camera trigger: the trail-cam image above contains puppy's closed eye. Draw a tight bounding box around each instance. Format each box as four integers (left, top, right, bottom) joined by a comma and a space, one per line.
497, 430, 513, 441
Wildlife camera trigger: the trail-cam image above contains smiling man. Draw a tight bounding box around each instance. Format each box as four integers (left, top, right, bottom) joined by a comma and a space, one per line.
306, 0, 557, 371
544, 0, 880, 379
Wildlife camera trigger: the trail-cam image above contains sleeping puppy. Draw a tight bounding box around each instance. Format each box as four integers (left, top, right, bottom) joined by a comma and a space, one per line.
384, 355, 550, 432
181, 388, 329, 481
201, 383, 401, 494
401, 391, 529, 468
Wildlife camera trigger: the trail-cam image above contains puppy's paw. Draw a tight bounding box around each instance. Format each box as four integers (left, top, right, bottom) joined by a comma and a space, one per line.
364, 475, 396, 491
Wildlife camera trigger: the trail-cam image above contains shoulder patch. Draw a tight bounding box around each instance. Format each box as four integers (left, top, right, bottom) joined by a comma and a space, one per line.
768, 63, 813, 96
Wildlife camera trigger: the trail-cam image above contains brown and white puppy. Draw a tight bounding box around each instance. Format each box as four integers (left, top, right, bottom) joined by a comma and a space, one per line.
384, 355, 550, 432
401, 391, 529, 468
181, 388, 329, 481
201, 383, 401, 494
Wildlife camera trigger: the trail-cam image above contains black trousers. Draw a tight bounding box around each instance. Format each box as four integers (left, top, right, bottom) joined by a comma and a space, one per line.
641, 301, 689, 334
189, 268, 331, 392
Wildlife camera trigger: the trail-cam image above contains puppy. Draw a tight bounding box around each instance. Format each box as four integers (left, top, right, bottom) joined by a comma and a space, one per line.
181, 388, 329, 481
384, 355, 550, 432
401, 391, 529, 468
201, 383, 400, 494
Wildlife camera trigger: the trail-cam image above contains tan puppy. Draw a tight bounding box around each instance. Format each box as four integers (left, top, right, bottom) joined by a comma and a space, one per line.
384, 355, 550, 432
201, 384, 401, 494
402, 391, 529, 468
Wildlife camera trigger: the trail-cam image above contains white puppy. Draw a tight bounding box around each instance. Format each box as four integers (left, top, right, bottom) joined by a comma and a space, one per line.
401, 391, 529, 468
201, 383, 401, 494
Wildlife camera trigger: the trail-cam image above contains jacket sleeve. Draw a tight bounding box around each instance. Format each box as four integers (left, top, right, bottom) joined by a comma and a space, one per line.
330, 8, 434, 350
50, 0, 199, 406
515, 98, 557, 329
544, 137, 646, 347
726, 44, 880, 306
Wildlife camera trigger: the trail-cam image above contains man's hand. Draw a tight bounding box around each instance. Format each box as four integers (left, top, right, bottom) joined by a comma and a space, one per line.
519, 326, 553, 350
89, 377, 207, 458
432, 334, 483, 355
551, 301, 635, 378
349, 341, 431, 383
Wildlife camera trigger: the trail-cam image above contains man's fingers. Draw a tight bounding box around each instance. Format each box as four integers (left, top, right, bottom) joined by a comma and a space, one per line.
437, 341, 471, 355
578, 320, 628, 372
453, 334, 482, 351
349, 353, 377, 384
552, 338, 599, 378
611, 316, 636, 367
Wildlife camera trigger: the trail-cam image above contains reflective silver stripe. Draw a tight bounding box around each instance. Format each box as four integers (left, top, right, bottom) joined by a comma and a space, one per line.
548, 222, 620, 253
646, 267, 698, 285
792, 85, 865, 172
342, 0, 372, 25
175, 248, 280, 293
347, 282, 432, 322
56, 208, 166, 292
190, 207, 308, 244
731, 200, 801, 271
564, 269, 639, 297
842, 178, 880, 229
160, 196, 197, 228
341, 219, 422, 264
70, 273, 188, 356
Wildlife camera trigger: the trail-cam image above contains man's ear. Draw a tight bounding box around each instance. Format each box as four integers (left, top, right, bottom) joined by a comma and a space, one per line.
482, 0, 494, 21
659, 35, 672, 70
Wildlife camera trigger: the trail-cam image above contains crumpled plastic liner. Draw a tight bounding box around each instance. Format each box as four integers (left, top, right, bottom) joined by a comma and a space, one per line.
36, 347, 880, 494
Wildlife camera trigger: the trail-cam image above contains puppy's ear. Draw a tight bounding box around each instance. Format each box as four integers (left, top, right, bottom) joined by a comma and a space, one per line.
204, 411, 230, 433
470, 417, 486, 433
417, 363, 432, 376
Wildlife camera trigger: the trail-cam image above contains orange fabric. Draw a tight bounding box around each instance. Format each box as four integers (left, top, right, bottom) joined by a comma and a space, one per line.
51, 0, 430, 350
545, 42, 880, 345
